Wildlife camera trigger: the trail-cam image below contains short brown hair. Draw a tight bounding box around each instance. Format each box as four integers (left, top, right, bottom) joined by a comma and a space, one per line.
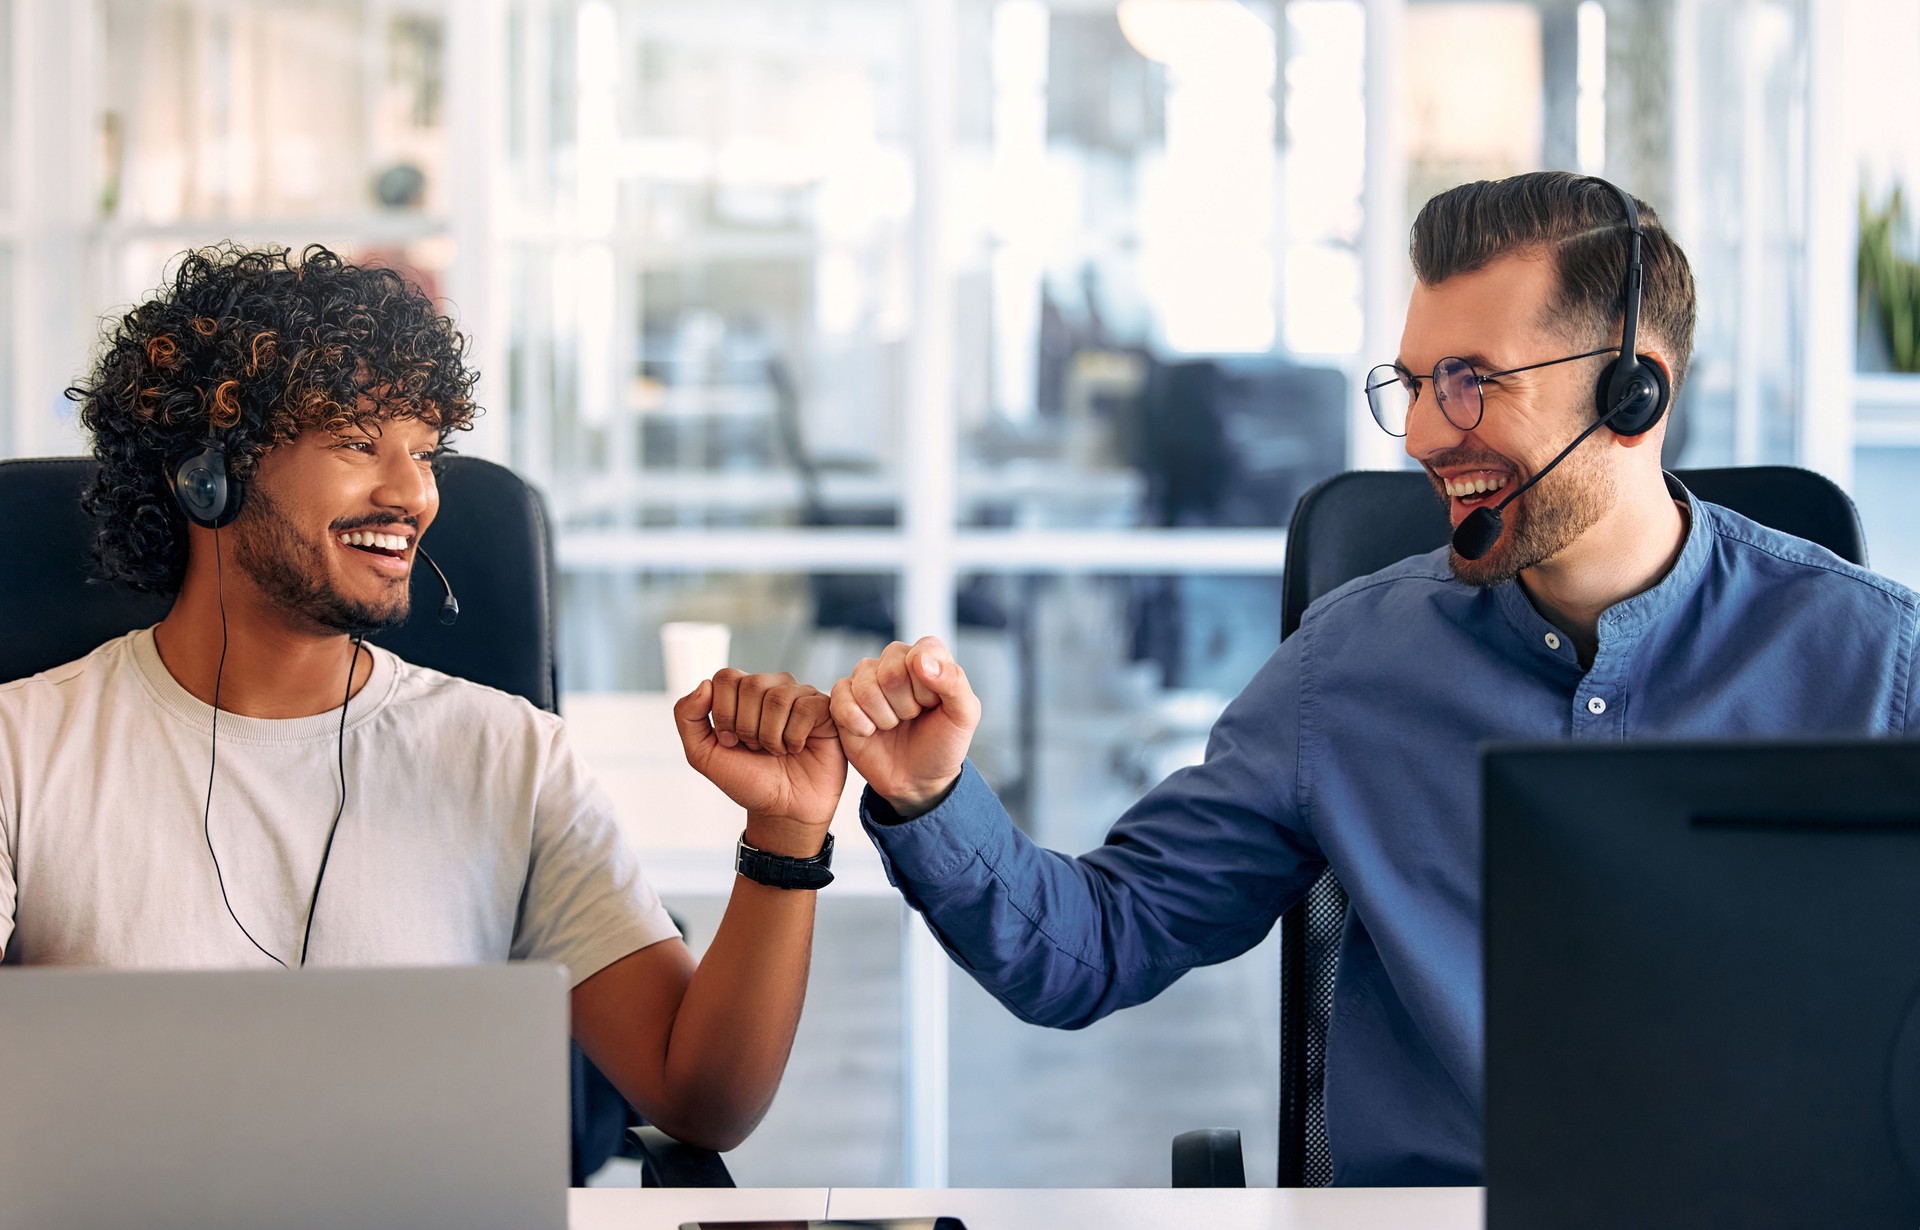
1410, 171, 1697, 398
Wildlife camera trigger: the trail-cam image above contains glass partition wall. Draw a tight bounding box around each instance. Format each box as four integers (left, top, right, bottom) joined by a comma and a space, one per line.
0, 0, 1879, 1186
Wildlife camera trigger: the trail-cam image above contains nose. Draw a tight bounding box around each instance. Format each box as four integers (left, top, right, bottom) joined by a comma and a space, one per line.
372, 447, 437, 520
1403, 390, 1470, 462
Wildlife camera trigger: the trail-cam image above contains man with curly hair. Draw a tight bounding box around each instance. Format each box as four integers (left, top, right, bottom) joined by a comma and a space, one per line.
0, 245, 844, 1156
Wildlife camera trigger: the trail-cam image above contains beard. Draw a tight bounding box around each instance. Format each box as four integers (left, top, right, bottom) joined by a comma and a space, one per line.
229, 484, 413, 636
1440, 436, 1617, 588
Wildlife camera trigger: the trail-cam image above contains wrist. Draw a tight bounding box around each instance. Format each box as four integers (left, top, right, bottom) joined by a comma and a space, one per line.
743, 812, 831, 858
881, 770, 962, 822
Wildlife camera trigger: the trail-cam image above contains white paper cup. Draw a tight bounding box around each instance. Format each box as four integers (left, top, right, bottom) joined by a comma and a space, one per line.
661, 621, 732, 698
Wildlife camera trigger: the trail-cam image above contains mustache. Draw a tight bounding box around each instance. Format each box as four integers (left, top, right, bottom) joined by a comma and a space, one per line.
1423, 448, 1518, 474
328, 513, 419, 533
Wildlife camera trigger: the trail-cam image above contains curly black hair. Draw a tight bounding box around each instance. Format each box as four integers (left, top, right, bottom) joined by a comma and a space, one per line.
67, 244, 482, 593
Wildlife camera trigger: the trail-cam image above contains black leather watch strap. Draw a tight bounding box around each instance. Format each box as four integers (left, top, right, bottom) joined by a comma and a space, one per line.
735, 832, 835, 890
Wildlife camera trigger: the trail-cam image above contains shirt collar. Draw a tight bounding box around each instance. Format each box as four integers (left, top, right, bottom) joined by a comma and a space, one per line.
1493, 472, 1710, 655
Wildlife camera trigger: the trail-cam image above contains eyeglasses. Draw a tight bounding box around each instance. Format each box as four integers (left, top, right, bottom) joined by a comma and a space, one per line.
1365, 347, 1619, 437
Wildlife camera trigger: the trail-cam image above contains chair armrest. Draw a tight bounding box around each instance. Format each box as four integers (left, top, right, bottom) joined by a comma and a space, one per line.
1171, 1127, 1246, 1187
624, 1125, 737, 1188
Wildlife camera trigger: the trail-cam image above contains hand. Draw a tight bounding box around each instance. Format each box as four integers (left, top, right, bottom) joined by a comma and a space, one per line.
675, 670, 847, 854
829, 636, 981, 819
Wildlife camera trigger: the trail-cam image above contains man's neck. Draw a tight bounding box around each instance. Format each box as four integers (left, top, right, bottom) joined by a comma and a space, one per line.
154, 582, 371, 720
1518, 479, 1689, 668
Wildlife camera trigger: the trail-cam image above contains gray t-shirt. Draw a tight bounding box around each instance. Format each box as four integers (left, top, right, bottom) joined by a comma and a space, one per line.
0, 628, 677, 980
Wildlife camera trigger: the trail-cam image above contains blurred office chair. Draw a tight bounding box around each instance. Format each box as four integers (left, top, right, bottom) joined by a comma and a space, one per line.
1135, 357, 1347, 532
1126, 357, 1345, 696
0, 455, 732, 1189
1172, 464, 1869, 1188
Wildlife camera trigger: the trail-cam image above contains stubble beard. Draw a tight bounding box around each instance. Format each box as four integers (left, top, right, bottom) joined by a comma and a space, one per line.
229, 484, 412, 636
1444, 436, 1617, 588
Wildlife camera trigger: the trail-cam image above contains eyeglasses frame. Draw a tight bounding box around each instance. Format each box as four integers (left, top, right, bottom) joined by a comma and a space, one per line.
1365, 345, 1622, 438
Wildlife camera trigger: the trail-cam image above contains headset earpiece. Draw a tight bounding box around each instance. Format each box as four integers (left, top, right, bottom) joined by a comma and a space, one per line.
171, 437, 244, 529
1585, 178, 1669, 440
1594, 352, 1670, 437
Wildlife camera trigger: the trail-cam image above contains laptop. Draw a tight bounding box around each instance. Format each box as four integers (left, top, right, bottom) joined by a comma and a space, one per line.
0, 964, 570, 1230
1483, 740, 1920, 1230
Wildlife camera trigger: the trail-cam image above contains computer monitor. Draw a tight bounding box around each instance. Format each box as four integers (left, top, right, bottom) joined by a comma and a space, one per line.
1483, 739, 1920, 1230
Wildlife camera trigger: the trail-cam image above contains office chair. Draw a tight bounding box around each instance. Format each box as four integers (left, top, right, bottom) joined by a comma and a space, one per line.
1171, 464, 1869, 1188
0, 454, 733, 1189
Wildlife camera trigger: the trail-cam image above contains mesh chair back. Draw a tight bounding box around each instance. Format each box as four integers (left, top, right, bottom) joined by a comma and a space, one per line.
0, 455, 559, 706
1272, 465, 1867, 1186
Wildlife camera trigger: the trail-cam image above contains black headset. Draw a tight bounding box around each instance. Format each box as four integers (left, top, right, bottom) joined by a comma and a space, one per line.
171, 433, 243, 529
1589, 176, 1670, 438
169, 284, 248, 529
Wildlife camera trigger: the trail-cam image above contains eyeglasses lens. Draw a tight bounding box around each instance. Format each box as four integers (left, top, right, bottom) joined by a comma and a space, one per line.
1433, 357, 1484, 430
1365, 364, 1412, 436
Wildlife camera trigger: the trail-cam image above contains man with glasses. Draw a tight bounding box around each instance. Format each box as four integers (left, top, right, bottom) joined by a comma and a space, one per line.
827, 171, 1920, 1185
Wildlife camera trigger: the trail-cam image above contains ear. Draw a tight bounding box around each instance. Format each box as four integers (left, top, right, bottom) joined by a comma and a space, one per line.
1613, 351, 1675, 450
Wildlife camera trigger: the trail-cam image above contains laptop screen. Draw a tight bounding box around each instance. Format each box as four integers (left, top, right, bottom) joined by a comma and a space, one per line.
0, 964, 570, 1230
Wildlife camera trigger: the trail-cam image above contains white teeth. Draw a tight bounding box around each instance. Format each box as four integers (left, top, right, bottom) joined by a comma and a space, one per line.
337, 531, 411, 551
1444, 474, 1508, 499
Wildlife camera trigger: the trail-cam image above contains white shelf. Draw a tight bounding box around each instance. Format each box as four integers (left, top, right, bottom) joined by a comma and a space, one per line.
1853, 371, 1920, 412
1852, 373, 1920, 448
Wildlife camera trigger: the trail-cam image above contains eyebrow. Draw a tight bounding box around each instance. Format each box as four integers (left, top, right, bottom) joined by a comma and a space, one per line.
1393, 352, 1502, 376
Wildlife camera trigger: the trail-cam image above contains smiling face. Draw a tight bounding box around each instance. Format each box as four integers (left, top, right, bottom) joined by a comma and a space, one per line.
1400, 254, 1619, 587
228, 417, 442, 636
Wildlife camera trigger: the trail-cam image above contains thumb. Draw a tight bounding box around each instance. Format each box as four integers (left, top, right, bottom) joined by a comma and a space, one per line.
672, 679, 719, 768
909, 646, 980, 729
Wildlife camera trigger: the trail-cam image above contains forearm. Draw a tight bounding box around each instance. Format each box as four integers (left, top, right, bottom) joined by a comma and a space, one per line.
865, 763, 1163, 1029
652, 864, 817, 1150
872, 759, 1313, 1029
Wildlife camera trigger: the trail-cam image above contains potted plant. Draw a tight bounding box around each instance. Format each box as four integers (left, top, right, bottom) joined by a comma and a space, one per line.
1859, 185, 1920, 373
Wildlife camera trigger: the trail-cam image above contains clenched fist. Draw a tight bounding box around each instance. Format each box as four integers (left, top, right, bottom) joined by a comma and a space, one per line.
829, 637, 980, 819
675, 669, 845, 854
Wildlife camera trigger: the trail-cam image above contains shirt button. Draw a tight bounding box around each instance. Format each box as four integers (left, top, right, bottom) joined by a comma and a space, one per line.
1544, 633, 1562, 650
1586, 696, 1607, 715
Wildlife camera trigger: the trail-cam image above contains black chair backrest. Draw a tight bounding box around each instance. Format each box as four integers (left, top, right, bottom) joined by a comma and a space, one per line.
0, 455, 559, 708
1272, 465, 1868, 1186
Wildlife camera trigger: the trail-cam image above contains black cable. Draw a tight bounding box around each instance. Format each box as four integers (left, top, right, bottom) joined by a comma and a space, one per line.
203, 526, 288, 968
202, 531, 362, 969
297, 634, 361, 967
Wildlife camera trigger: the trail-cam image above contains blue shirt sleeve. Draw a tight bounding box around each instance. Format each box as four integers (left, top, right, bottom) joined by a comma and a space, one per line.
860, 643, 1324, 1029
1906, 607, 1920, 734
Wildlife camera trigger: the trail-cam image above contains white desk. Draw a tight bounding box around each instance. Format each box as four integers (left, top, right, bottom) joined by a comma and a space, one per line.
570, 1187, 830, 1229
566, 1187, 1486, 1230
826, 1187, 1483, 1230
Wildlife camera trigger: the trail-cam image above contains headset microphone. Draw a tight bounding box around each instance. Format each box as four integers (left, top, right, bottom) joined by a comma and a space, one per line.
417, 548, 460, 625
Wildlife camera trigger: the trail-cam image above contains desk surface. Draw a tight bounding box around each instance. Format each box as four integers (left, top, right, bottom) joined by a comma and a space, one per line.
569, 1186, 1485, 1230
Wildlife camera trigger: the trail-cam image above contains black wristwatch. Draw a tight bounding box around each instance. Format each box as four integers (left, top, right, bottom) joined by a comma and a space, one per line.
735, 832, 835, 890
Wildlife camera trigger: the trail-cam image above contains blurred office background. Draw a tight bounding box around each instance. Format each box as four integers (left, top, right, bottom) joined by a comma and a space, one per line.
3, 0, 1918, 1187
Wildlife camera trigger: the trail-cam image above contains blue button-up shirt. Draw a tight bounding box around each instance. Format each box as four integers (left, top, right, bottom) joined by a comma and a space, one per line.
862, 488, 1920, 1185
